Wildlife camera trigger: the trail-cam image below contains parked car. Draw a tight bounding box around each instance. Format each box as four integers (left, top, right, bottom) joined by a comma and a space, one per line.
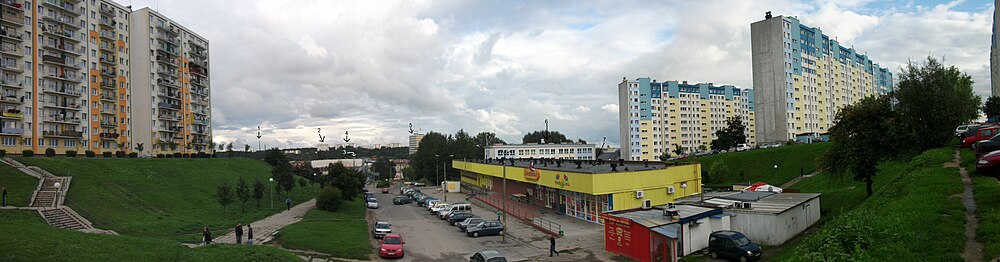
735, 144, 751, 152
708, 231, 762, 262
438, 203, 472, 219
961, 124, 996, 140
413, 182, 426, 187
974, 134, 1000, 157
962, 126, 1000, 148
977, 150, 1000, 176
448, 212, 476, 225
378, 233, 405, 258
466, 220, 504, 237
381, 188, 390, 194
372, 221, 391, 238
470, 250, 507, 262
366, 197, 379, 209
430, 203, 450, 214
458, 217, 485, 231
957, 124, 976, 135
393, 195, 412, 205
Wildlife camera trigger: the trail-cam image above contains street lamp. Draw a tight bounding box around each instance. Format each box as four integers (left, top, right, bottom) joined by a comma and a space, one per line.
501, 164, 507, 243
53, 182, 61, 207
268, 177, 274, 209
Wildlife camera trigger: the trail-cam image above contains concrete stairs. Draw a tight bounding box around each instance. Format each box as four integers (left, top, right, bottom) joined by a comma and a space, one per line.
40, 208, 88, 230
30, 177, 68, 208
2, 157, 114, 235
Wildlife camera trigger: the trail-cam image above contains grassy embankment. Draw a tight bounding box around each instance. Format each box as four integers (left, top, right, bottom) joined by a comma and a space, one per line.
276, 198, 370, 259
675, 143, 831, 187
0, 163, 38, 207
961, 148, 1000, 259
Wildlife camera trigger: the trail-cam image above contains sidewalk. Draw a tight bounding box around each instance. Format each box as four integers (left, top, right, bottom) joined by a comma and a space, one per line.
198, 198, 316, 246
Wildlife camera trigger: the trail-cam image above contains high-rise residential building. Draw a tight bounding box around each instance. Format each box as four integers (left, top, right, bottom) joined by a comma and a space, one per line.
992, 0, 999, 97
751, 14, 893, 144
484, 143, 596, 160
130, 7, 211, 156
618, 78, 755, 161
408, 133, 424, 155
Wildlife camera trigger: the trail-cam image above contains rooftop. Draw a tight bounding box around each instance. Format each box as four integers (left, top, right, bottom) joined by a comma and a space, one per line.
487, 143, 595, 148
675, 191, 821, 214
460, 158, 697, 174
607, 204, 721, 228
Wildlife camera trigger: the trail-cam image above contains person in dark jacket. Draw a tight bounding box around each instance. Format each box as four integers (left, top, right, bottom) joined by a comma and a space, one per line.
285, 198, 292, 211
246, 223, 254, 245
235, 223, 243, 244
549, 236, 559, 256
202, 226, 212, 245
2, 187, 7, 207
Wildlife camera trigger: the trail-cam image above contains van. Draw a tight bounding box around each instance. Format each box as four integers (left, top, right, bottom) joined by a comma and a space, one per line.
708, 231, 761, 262
438, 203, 472, 219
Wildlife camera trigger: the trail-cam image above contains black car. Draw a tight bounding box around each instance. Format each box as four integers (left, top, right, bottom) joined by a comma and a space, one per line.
393, 195, 412, 205
975, 134, 1000, 157
708, 231, 761, 262
447, 212, 476, 225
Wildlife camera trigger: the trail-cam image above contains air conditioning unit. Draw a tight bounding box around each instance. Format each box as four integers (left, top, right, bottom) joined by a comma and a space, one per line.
743, 202, 752, 209
667, 186, 676, 194
642, 199, 652, 209
635, 190, 645, 199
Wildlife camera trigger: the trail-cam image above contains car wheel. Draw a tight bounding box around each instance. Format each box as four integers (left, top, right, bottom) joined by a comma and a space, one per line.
739, 256, 748, 262
453, 222, 459, 226
499, 230, 504, 236
473, 232, 480, 237
710, 252, 718, 259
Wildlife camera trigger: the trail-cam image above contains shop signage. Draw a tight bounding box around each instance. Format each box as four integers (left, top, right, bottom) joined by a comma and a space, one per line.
524, 163, 540, 181
555, 173, 570, 188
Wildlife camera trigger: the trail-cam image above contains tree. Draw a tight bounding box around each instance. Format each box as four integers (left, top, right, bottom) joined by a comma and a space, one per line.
521, 130, 568, 144
235, 177, 250, 213
328, 162, 365, 200
226, 142, 234, 157
298, 177, 307, 188
474, 132, 506, 159
372, 157, 393, 181
216, 182, 234, 219
672, 144, 685, 156
244, 144, 250, 152
657, 152, 670, 161
252, 179, 265, 208
710, 116, 748, 151
218, 143, 224, 151
985, 96, 1000, 120
892, 56, 980, 153
135, 143, 144, 154
316, 187, 344, 212
821, 96, 896, 196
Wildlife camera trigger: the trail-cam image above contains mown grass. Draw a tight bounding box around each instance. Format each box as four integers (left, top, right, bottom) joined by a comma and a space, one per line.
779, 147, 965, 261
0, 164, 38, 207
0, 210, 300, 261
276, 198, 370, 259
12, 157, 318, 243
674, 143, 831, 187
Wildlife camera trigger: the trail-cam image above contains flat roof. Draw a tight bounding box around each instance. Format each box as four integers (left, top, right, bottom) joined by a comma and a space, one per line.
675, 191, 820, 214
607, 205, 719, 228
487, 143, 595, 148
465, 158, 697, 174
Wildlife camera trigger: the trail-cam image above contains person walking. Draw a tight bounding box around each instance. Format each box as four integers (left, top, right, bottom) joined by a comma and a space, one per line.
549, 236, 559, 257
202, 226, 212, 246
285, 198, 292, 211
2, 186, 7, 207
235, 223, 243, 244
246, 224, 254, 245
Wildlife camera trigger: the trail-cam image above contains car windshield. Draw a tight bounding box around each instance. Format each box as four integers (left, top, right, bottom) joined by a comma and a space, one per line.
383, 237, 402, 244
487, 257, 508, 262
368, 198, 377, 202
376, 223, 390, 229
734, 236, 751, 246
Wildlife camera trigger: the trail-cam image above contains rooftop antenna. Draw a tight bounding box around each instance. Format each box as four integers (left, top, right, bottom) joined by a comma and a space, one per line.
765, 11, 772, 19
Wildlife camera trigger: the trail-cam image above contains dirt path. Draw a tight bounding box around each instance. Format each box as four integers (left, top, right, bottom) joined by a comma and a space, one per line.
779, 170, 820, 188
951, 149, 984, 262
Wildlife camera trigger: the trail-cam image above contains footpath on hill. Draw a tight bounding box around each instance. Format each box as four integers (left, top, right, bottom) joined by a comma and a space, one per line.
951, 149, 985, 262
185, 198, 316, 248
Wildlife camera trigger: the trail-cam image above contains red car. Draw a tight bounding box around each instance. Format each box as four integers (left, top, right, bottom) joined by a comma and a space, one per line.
962, 127, 1000, 148
381, 188, 390, 194
977, 151, 1000, 176
379, 234, 405, 258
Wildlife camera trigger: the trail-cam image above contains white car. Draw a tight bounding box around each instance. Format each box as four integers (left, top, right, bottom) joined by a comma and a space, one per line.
735, 144, 751, 152
366, 197, 379, 209
372, 221, 391, 238
430, 203, 450, 214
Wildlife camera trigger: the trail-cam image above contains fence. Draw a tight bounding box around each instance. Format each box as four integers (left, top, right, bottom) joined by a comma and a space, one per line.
471, 192, 563, 236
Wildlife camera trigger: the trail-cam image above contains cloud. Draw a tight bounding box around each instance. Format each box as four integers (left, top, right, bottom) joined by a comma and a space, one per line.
297, 35, 328, 58
601, 104, 618, 113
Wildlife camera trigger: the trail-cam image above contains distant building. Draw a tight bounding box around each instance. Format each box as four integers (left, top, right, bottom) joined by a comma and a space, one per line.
310, 159, 366, 174
485, 143, 596, 160
317, 144, 330, 151
408, 133, 424, 155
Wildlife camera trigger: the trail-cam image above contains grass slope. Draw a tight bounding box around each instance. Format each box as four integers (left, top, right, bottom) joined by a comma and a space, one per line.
277, 198, 370, 259
0, 164, 38, 206
780, 147, 965, 261
13, 157, 318, 242
0, 210, 299, 261
674, 143, 831, 186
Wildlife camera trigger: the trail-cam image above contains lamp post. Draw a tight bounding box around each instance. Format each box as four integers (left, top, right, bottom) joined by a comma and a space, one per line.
502, 164, 507, 243
53, 182, 61, 207
268, 178, 274, 209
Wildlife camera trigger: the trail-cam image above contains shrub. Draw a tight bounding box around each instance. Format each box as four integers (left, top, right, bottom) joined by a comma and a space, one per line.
156, 154, 165, 158
44, 148, 55, 157
197, 152, 207, 158
85, 150, 95, 158
165, 154, 173, 158
377, 180, 391, 188
102, 152, 112, 158
173, 153, 182, 158
21, 150, 32, 157
0, 149, 6, 157
316, 187, 344, 212
128, 152, 138, 158
182, 153, 190, 158
115, 151, 126, 158
65, 150, 77, 157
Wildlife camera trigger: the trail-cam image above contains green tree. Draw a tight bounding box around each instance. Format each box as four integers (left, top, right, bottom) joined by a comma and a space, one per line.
410, 131, 449, 183
657, 152, 670, 161
892, 56, 980, 153
316, 187, 344, 212
252, 179, 265, 208
372, 157, 394, 181
522, 130, 569, 144
226, 142, 234, 157
822, 96, 896, 196
244, 144, 250, 152
672, 144, 685, 156
135, 143, 144, 154
711, 116, 748, 151
216, 182, 234, 219
328, 163, 365, 200
707, 161, 731, 183
985, 96, 1000, 120
264, 149, 297, 194
235, 177, 250, 213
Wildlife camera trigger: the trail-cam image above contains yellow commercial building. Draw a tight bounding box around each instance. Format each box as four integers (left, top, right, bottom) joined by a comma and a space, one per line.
454, 159, 702, 224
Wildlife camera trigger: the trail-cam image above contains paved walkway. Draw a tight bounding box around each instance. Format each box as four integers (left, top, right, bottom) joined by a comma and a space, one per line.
200, 198, 317, 246
779, 169, 821, 189
951, 149, 985, 262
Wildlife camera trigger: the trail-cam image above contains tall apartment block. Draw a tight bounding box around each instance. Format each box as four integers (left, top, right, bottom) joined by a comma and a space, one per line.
618, 77, 755, 161
751, 14, 893, 144
992, 0, 999, 97
408, 133, 424, 155
130, 7, 211, 156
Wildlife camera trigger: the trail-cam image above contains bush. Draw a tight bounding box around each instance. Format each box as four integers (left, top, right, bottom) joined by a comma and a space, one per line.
21, 150, 32, 157
173, 153, 182, 158
316, 187, 344, 212
376, 180, 391, 188
128, 152, 138, 158
115, 151, 126, 158
85, 150, 95, 158
65, 150, 77, 157
102, 152, 112, 158
197, 152, 207, 158
156, 154, 165, 158
44, 148, 55, 157
182, 153, 190, 158
0, 149, 6, 157
165, 154, 173, 158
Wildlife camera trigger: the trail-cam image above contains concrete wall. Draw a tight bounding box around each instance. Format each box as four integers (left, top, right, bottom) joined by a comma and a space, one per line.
750, 16, 789, 144
726, 197, 821, 245
129, 9, 154, 156
681, 217, 719, 256
618, 80, 633, 160
773, 197, 821, 244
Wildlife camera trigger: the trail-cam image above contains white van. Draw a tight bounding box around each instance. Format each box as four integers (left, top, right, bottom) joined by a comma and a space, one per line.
438, 203, 472, 219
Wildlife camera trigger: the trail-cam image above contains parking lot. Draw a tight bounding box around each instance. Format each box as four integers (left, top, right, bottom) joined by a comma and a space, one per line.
368, 184, 545, 261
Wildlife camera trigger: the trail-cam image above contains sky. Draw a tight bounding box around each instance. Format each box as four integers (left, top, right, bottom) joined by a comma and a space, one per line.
126, 0, 995, 149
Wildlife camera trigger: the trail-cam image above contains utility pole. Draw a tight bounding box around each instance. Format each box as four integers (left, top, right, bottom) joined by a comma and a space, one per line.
256, 126, 262, 152
502, 164, 507, 243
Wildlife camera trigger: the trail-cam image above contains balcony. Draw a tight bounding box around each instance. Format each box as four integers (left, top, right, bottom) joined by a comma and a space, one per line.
1, 110, 23, 119
158, 114, 180, 121
155, 33, 180, 46
100, 94, 115, 101
156, 56, 177, 67
0, 96, 21, 104
192, 119, 209, 126
43, 130, 83, 138
99, 5, 116, 17
100, 107, 115, 115
156, 23, 179, 35
190, 68, 207, 77
156, 78, 179, 88
0, 63, 23, 73
41, 13, 80, 29
192, 88, 209, 96
43, 73, 83, 83
191, 139, 209, 145
99, 81, 116, 89
157, 68, 177, 78
99, 132, 119, 140
98, 18, 115, 28
0, 45, 23, 57
42, 86, 81, 96
0, 79, 23, 89
99, 56, 115, 65
100, 121, 117, 128
0, 127, 24, 135
192, 129, 208, 135
40, 25, 81, 43
99, 43, 115, 53
160, 126, 182, 133
99, 30, 115, 40
44, 115, 81, 124
42, 0, 80, 17
40, 41, 82, 56
41, 55, 81, 68
157, 102, 181, 110
190, 78, 207, 87
0, 0, 24, 12
100, 70, 117, 78
193, 109, 209, 115
43, 102, 82, 110
157, 91, 180, 99
156, 45, 179, 57
0, 12, 24, 26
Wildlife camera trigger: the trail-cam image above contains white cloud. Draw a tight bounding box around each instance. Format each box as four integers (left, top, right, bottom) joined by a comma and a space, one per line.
601, 104, 619, 114
576, 106, 591, 112
297, 35, 328, 58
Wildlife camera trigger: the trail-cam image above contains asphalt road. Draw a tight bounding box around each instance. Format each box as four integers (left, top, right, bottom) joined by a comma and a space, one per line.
369, 185, 531, 261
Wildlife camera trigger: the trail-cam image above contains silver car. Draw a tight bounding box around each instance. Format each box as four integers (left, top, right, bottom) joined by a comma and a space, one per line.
458, 217, 484, 231
372, 221, 391, 238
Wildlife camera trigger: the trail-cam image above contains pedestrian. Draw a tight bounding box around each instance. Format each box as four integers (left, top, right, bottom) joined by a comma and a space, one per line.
549, 236, 559, 257
246, 223, 254, 245
235, 223, 243, 244
202, 226, 212, 246
2, 186, 7, 207
285, 198, 292, 211
497, 210, 502, 221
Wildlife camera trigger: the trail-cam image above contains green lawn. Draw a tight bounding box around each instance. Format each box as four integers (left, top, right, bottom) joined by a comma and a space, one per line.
0, 164, 38, 207
674, 143, 831, 186
12, 157, 319, 243
779, 147, 965, 261
277, 198, 370, 259
0, 210, 300, 261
